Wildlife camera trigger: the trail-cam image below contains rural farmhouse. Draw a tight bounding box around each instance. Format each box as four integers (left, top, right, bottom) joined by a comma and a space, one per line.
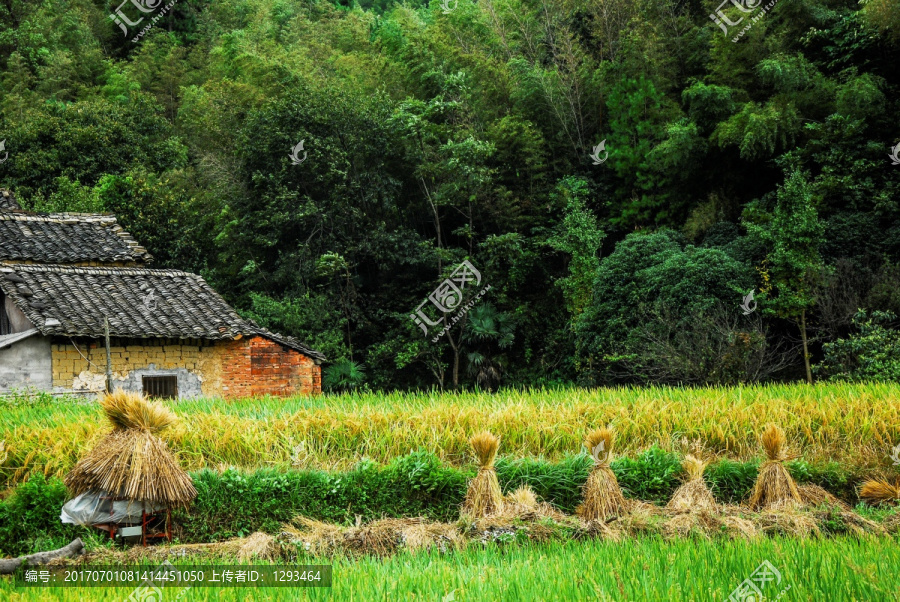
0, 190, 323, 398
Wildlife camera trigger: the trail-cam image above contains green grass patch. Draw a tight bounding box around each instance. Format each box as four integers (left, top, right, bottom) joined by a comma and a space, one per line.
2, 536, 899, 600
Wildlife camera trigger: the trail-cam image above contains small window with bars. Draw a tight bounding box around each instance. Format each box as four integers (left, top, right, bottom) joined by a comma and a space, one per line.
142, 375, 178, 399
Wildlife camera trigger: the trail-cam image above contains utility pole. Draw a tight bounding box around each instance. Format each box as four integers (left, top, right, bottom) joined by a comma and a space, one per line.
104, 316, 113, 393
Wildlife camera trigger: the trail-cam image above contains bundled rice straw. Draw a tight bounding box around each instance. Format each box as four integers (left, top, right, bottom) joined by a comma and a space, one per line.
747, 424, 801, 510
667, 455, 716, 512
500, 485, 566, 521
577, 428, 628, 521
65, 390, 196, 507
798, 484, 850, 510
859, 479, 900, 506
461, 432, 504, 518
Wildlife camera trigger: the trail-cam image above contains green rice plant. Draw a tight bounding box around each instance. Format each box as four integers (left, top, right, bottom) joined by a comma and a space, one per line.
2, 536, 899, 600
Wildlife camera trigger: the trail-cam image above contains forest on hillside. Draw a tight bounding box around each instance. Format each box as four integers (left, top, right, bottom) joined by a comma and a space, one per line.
0, 0, 899, 391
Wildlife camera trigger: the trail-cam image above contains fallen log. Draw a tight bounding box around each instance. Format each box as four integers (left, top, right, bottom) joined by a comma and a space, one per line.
0, 538, 84, 574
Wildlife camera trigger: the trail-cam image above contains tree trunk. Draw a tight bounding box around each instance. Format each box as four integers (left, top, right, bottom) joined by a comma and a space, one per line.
800, 309, 812, 384
0, 538, 84, 574
448, 330, 460, 390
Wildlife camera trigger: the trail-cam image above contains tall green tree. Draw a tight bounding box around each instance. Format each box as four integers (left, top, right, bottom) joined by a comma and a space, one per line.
745, 169, 825, 383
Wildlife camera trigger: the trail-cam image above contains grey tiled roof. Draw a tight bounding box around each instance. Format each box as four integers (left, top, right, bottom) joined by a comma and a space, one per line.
0, 264, 324, 360
0, 212, 153, 264
0, 189, 18, 211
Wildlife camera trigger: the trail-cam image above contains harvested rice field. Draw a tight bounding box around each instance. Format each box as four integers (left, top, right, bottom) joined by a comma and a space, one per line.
2, 384, 900, 600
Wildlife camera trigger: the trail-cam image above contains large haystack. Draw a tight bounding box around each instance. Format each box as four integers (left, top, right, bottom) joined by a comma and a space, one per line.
65, 391, 196, 507
747, 424, 801, 510
577, 428, 628, 521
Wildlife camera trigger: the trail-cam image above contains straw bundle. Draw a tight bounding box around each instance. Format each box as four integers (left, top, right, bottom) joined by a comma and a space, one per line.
577, 428, 628, 521
100, 392, 176, 433
798, 484, 850, 510
667, 455, 716, 512
859, 479, 900, 506
501, 485, 566, 521
65, 391, 196, 507
747, 424, 801, 510
461, 432, 504, 518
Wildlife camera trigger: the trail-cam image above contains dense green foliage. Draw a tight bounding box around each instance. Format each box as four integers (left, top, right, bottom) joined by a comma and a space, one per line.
0, 450, 861, 556
815, 310, 900, 381
1, 0, 899, 388
0, 473, 81, 558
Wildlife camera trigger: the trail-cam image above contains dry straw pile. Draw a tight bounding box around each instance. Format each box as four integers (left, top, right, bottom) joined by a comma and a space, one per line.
65, 390, 196, 507
577, 428, 628, 521
860, 478, 900, 505
461, 431, 504, 518
667, 455, 716, 513
283, 517, 461, 556
748, 424, 801, 510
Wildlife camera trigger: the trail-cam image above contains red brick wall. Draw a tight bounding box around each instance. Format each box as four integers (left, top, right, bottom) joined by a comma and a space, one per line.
217, 336, 321, 399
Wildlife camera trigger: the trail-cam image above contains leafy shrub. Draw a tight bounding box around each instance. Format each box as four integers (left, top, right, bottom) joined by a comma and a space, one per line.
178, 452, 469, 541
0, 473, 82, 557
496, 455, 592, 513
705, 458, 759, 503
815, 310, 900, 382
323, 359, 367, 392
575, 229, 755, 384
613, 447, 683, 504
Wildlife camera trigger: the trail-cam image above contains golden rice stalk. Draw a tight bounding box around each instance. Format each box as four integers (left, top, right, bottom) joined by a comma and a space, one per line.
469, 431, 500, 469
760, 423, 788, 461
667, 455, 716, 512
859, 479, 900, 505
461, 432, 504, 518
578, 428, 627, 521
748, 425, 801, 510
585, 428, 613, 467
100, 390, 176, 434
507, 484, 537, 508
